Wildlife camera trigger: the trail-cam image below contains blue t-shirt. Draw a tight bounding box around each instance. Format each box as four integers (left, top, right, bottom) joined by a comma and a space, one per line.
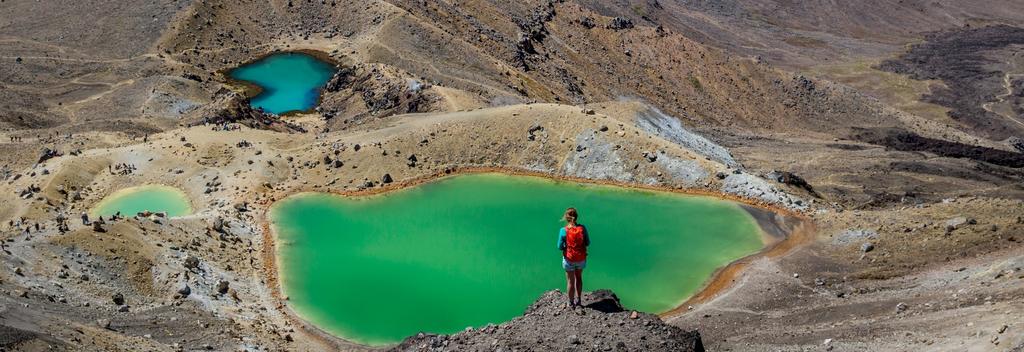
557, 224, 590, 252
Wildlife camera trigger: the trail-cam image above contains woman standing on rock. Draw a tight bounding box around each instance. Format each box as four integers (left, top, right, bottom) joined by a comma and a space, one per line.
558, 207, 590, 308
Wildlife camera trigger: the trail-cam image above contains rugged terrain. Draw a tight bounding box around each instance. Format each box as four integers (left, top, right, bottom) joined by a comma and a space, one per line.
394, 290, 704, 352
1, 0, 1023, 351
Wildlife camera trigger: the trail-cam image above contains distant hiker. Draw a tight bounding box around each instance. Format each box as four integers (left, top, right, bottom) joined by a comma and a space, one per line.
81, 212, 89, 225
558, 207, 589, 308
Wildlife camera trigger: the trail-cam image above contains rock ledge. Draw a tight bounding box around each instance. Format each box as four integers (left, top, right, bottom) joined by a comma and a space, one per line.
392, 289, 704, 351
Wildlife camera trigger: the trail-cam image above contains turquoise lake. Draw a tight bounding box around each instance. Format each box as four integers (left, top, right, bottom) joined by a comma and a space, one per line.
91, 185, 192, 218
228, 52, 337, 115
270, 173, 764, 345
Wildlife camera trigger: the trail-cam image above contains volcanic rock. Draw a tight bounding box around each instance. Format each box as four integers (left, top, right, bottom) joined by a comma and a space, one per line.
112, 293, 125, 306
767, 170, 819, 197
579, 17, 596, 29
527, 124, 544, 141
216, 280, 230, 294
643, 151, 658, 162
212, 216, 225, 233
1009, 137, 1024, 152
183, 255, 201, 271
861, 242, 875, 252
177, 283, 191, 297
607, 17, 634, 30
392, 289, 704, 351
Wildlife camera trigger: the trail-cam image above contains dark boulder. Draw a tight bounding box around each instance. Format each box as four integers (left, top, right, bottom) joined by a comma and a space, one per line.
177, 283, 191, 297
642, 151, 658, 162
1009, 136, 1024, 152
585, 289, 624, 313
527, 124, 544, 141
861, 242, 875, 253
212, 216, 225, 233
607, 17, 634, 30
111, 293, 125, 306
216, 280, 230, 295
767, 170, 819, 198
579, 17, 596, 29
37, 148, 61, 164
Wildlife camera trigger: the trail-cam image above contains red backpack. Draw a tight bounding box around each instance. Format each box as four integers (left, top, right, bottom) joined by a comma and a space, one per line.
564, 225, 587, 262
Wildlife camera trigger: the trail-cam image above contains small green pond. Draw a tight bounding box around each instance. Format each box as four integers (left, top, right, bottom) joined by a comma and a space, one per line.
270, 173, 764, 345
91, 185, 192, 218
228, 52, 337, 115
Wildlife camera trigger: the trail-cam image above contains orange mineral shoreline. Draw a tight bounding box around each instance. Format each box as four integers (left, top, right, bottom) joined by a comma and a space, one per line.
257, 166, 815, 348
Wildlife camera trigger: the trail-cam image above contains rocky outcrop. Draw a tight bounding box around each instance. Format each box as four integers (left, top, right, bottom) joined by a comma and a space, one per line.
188, 91, 306, 133
721, 171, 808, 210
562, 131, 634, 182
634, 106, 738, 168
607, 17, 634, 30
320, 63, 440, 130
36, 148, 62, 164
655, 154, 708, 187
512, 1, 558, 70
766, 170, 819, 198
851, 127, 1024, 168
392, 290, 704, 352
1008, 136, 1024, 153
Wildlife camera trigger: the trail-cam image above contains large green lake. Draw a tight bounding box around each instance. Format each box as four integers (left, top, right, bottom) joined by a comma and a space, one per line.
270, 173, 763, 345
91, 185, 192, 218
228, 52, 336, 115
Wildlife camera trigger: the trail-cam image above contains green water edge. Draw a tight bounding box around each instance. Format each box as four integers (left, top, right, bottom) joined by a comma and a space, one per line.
91, 185, 193, 218
269, 173, 765, 346
227, 51, 337, 115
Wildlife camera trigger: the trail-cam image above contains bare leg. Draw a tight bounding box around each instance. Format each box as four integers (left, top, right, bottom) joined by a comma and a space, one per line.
566, 270, 576, 307
574, 269, 583, 305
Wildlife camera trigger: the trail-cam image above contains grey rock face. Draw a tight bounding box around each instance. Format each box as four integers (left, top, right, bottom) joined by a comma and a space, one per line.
834, 229, 879, 245
635, 106, 738, 168
562, 131, 633, 182
655, 154, 708, 187
721, 172, 807, 210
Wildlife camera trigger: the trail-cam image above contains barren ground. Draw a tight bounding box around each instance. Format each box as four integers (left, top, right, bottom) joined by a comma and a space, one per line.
1, 1, 1023, 351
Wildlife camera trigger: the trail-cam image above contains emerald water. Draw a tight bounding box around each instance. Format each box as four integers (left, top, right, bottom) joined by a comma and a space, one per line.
91, 185, 192, 218
228, 52, 337, 115
270, 173, 763, 345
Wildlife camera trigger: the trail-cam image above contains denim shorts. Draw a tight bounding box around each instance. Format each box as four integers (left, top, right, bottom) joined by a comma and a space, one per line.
562, 258, 586, 271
